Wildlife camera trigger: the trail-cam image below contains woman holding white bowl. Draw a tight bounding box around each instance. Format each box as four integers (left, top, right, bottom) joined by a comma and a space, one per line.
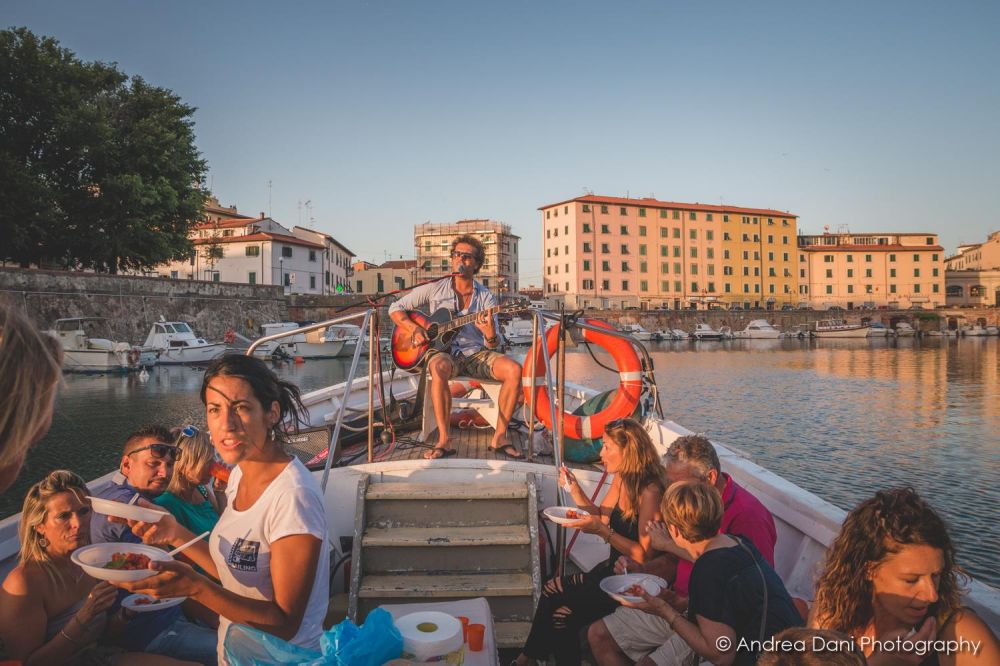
110, 355, 329, 665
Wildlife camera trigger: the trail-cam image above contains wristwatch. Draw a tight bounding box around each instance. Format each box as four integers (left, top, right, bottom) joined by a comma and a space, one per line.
485, 335, 499, 346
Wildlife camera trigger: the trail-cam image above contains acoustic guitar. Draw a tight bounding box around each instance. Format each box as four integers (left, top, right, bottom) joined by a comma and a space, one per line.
391, 300, 526, 370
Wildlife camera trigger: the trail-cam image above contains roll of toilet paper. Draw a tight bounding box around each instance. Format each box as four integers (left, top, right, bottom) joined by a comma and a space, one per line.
396, 611, 464, 662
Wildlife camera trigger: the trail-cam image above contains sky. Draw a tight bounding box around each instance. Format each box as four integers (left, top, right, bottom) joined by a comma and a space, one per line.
6, 1, 999, 285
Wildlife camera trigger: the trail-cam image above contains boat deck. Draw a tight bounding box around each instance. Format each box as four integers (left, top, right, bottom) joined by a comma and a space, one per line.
334, 423, 601, 472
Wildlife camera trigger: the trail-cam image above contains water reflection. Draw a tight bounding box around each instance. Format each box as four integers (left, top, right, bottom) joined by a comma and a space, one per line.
2, 338, 998, 587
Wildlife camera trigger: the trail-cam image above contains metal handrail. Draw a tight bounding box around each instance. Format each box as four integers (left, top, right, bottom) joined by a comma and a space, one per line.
245, 311, 368, 357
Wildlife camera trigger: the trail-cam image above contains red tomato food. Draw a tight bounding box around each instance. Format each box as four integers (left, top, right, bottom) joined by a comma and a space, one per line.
104, 552, 152, 570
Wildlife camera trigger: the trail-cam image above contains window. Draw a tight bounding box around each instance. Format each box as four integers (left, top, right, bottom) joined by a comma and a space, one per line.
639, 244, 647, 256
564, 206, 568, 214
691, 281, 699, 292
546, 211, 551, 219
743, 251, 749, 260
639, 208, 646, 218
620, 207, 627, 216
689, 229, 697, 240
706, 214, 713, 222
889, 254, 896, 262
583, 260, 591, 271
847, 269, 854, 278
583, 223, 592, 233
865, 285, 873, 294
914, 268, 921, 277
621, 261, 630, 271
602, 279, 610, 290
690, 247, 698, 258
565, 245, 569, 254
914, 284, 921, 293
890, 284, 897, 293
932, 253, 938, 261
622, 280, 629, 290
310, 275, 316, 289
546, 249, 551, 257
768, 252, 774, 261
724, 215, 729, 223
783, 236, 789, 245
621, 244, 629, 254
620, 225, 629, 234
282, 246, 293, 258
824, 255, 834, 263
743, 267, 750, 276
744, 284, 750, 293
689, 212, 696, 221
826, 285, 833, 294
690, 264, 698, 275
725, 283, 732, 293
583, 279, 594, 289
673, 246, 680, 257
601, 243, 610, 253
662, 280, 670, 290
661, 262, 669, 273
847, 285, 854, 294
554, 209, 558, 217
659, 246, 667, 257
245, 245, 260, 257
675, 280, 682, 291
640, 261, 648, 273
674, 263, 682, 274
932, 268, 939, 277
583, 242, 592, 252
639, 225, 647, 236
659, 210, 668, 219
783, 252, 789, 261
309, 250, 317, 262
582, 204, 591, 213
672, 210, 680, 220
565, 226, 569, 235
602, 260, 610, 271
890, 268, 896, 278
724, 250, 730, 259
768, 268, 776, 277
283, 273, 291, 286
554, 228, 558, 237
248, 271, 256, 285
673, 228, 680, 239
767, 235, 774, 243
640, 280, 648, 291
865, 254, 872, 262
601, 205, 609, 214
659, 227, 668, 238
706, 230, 714, 241
707, 248, 714, 259
926, 237, 934, 245
913, 254, 920, 262
933, 283, 940, 293
553, 247, 558, 256
743, 234, 749, 242
601, 224, 610, 234
865, 269, 872, 278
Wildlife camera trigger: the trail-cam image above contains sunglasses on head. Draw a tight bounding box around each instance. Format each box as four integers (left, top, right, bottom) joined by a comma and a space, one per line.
128, 443, 180, 461
451, 250, 476, 261
180, 425, 198, 438
605, 418, 630, 431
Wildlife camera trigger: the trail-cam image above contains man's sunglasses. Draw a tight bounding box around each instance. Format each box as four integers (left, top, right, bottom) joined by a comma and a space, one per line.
128, 443, 180, 461
451, 251, 476, 261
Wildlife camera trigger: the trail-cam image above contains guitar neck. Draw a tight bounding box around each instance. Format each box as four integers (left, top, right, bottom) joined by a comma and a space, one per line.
441, 306, 502, 334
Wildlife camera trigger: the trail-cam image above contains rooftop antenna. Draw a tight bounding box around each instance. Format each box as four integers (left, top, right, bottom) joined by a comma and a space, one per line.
304, 200, 313, 226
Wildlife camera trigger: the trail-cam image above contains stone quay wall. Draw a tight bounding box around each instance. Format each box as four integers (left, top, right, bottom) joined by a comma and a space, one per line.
0, 267, 286, 346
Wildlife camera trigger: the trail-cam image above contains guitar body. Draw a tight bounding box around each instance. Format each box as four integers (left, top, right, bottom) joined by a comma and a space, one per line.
391, 308, 459, 370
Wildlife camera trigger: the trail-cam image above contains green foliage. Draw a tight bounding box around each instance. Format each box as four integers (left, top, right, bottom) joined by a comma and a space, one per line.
0, 27, 207, 272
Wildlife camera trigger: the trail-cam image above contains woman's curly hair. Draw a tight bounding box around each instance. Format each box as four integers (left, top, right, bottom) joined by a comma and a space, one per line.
814, 487, 966, 634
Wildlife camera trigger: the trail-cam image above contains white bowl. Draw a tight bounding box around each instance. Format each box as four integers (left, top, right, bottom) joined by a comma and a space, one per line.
600, 574, 668, 604
71, 543, 172, 582
542, 506, 590, 526
122, 593, 185, 613
87, 496, 168, 523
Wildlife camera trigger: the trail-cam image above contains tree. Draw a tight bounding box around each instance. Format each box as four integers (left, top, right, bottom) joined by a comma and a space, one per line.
0, 28, 207, 272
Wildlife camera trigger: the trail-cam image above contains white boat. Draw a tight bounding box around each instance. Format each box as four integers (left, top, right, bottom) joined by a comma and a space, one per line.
670, 328, 689, 340
48, 318, 141, 373
732, 319, 782, 339
619, 323, 655, 341
866, 322, 892, 337
987, 326, 1000, 336
964, 324, 992, 337
502, 320, 536, 345
142, 320, 226, 365
3, 324, 997, 647
894, 322, 916, 337
925, 329, 946, 337
717, 325, 734, 340
691, 322, 723, 340
255, 322, 348, 359
811, 319, 870, 338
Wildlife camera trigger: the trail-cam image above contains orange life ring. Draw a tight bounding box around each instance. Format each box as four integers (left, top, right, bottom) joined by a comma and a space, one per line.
450, 409, 490, 429
449, 379, 483, 398
522, 319, 643, 439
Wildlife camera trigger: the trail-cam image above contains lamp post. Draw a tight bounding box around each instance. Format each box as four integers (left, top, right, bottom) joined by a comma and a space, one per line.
278, 256, 285, 293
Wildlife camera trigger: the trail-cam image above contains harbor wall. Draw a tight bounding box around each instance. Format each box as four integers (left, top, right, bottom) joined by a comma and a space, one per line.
0, 267, 286, 346
584, 308, 1000, 333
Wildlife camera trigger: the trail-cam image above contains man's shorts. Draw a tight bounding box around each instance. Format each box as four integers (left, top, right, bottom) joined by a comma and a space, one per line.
602, 606, 696, 666
434, 348, 505, 380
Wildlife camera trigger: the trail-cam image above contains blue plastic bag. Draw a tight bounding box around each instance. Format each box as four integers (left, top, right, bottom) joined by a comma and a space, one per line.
224, 608, 403, 666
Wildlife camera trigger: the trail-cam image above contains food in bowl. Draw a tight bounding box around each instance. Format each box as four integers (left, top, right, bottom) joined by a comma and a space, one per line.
565, 509, 580, 519
104, 552, 151, 570
134, 597, 162, 606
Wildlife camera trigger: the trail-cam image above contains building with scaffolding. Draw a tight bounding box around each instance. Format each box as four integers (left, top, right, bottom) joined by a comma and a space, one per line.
414, 220, 520, 298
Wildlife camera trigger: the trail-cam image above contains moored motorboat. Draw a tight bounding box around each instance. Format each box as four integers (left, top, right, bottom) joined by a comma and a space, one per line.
894, 321, 916, 337
732, 319, 782, 339
254, 322, 348, 359
48, 318, 142, 373
142, 319, 226, 364
866, 322, 892, 337
691, 322, 723, 340
811, 318, 870, 338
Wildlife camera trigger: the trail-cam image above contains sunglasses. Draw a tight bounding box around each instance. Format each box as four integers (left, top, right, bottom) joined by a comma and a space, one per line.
181, 425, 198, 438
128, 443, 180, 461
605, 418, 630, 431
451, 251, 476, 261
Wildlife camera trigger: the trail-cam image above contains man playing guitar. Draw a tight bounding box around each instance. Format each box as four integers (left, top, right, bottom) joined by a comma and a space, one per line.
389, 234, 524, 460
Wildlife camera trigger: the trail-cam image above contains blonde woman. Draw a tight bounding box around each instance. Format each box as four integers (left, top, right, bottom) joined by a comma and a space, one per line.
515, 418, 667, 666
0, 470, 190, 666
154, 426, 224, 536
0, 302, 63, 493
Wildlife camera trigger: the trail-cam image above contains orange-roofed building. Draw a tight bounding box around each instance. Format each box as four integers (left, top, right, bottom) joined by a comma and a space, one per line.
797, 232, 945, 309
944, 230, 1000, 307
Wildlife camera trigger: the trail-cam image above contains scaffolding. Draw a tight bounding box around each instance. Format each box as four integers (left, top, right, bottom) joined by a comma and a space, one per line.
414, 220, 520, 297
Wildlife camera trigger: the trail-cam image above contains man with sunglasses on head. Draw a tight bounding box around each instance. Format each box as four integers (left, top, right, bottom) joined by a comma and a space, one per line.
90, 424, 219, 665
389, 234, 525, 460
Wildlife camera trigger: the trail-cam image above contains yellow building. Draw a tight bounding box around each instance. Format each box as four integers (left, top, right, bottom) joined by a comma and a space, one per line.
414, 220, 520, 298
798, 232, 945, 309
538, 195, 797, 310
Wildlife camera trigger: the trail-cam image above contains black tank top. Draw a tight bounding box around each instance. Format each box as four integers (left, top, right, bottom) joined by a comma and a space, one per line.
607, 505, 640, 565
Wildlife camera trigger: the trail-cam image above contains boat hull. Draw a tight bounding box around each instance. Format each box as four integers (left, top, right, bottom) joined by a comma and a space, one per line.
62, 349, 134, 373
155, 342, 227, 364
812, 326, 870, 338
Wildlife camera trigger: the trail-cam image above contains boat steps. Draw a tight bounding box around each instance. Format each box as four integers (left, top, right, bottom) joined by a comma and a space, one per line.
349, 475, 542, 652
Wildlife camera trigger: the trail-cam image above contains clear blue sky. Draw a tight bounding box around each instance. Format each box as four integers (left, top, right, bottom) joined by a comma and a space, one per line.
7, 1, 999, 285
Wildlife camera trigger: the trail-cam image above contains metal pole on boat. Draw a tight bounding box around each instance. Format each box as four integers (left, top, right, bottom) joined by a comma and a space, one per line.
367, 309, 377, 463
320, 309, 371, 493
555, 304, 568, 576
526, 313, 539, 460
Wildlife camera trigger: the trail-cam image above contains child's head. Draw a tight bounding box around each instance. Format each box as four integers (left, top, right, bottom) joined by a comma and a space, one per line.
168, 425, 216, 492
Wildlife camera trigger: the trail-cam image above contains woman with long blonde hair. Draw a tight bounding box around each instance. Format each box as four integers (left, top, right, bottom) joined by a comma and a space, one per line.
0, 470, 189, 665
154, 426, 224, 536
515, 417, 668, 666
810, 487, 999, 665
0, 302, 63, 493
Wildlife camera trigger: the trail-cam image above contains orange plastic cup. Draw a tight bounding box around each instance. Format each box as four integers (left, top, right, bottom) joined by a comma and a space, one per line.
467, 623, 485, 652
456, 616, 470, 642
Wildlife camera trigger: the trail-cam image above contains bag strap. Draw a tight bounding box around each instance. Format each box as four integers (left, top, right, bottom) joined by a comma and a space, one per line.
734, 535, 769, 645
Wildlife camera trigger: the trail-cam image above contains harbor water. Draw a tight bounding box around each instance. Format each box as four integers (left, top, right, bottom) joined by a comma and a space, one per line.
3, 336, 998, 588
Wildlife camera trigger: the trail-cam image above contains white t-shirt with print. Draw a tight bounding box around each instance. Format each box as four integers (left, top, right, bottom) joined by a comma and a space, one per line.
210, 457, 329, 664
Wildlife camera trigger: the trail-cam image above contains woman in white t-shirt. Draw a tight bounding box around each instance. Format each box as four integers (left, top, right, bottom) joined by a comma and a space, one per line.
113, 355, 329, 663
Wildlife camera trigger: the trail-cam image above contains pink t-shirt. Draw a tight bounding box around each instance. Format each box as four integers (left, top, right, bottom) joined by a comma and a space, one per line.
673, 473, 777, 597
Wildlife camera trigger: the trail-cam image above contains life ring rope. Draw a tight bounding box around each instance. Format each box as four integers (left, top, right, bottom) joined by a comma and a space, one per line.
522, 319, 644, 440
